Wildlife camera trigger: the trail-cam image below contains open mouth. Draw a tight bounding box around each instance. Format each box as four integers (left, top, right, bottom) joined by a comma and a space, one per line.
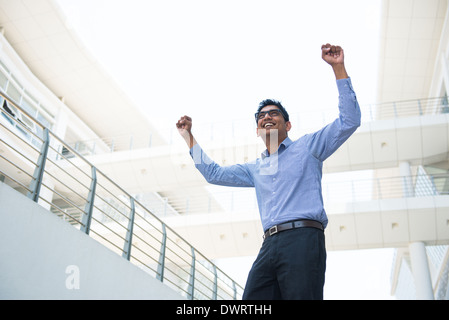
263, 122, 275, 128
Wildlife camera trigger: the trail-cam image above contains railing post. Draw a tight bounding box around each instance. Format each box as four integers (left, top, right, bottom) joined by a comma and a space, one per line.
417, 99, 423, 115
122, 197, 135, 261
430, 176, 438, 195
81, 166, 97, 234
28, 128, 49, 202
233, 281, 237, 300
156, 223, 167, 281
376, 178, 382, 199
400, 161, 414, 197
212, 265, 218, 300
188, 247, 196, 300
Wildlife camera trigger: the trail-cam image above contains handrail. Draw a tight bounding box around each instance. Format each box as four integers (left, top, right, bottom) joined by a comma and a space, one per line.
138, 171, 449, 215
0, 90, 244, 300
61, 95, 449, 157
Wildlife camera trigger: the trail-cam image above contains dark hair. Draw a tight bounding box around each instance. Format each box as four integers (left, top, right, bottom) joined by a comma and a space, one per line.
255, 99, 289, 123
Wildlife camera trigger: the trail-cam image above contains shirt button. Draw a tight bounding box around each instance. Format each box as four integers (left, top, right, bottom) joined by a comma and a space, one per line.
272, 191, 276, 195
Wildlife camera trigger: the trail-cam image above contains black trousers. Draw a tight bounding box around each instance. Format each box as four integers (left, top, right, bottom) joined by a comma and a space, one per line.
242, 227, 326, 300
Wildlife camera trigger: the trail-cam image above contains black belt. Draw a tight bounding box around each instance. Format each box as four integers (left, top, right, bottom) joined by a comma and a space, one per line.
264, 220, 323, 239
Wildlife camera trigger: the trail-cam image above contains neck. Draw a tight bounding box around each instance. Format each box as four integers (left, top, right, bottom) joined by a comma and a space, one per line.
261, 131, 287, 154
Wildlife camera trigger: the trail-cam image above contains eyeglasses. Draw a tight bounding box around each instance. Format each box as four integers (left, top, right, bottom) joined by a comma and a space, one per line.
255, 109, 283, 121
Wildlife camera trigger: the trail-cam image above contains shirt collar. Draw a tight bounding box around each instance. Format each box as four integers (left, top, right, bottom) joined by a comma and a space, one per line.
261, 137, 293, 159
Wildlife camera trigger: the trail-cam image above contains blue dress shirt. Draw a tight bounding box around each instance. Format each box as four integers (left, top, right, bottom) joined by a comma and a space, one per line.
190, 78, 361, 231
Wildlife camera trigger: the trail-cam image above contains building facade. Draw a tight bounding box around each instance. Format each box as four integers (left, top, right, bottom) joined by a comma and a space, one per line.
0, 0, 449, 299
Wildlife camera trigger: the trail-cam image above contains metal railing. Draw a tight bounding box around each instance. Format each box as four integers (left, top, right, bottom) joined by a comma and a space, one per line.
374, 96, 449, 120
63, 96, 449, 157
322, 171, 449, 205
0, 90, 244, 300
144, 171, 449, 215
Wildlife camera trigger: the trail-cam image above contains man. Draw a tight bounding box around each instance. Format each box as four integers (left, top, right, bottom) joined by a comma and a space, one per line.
176, 44, 361, 299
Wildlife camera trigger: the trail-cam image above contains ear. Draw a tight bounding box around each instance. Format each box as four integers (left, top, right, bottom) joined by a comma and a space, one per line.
286, 121, 292, 132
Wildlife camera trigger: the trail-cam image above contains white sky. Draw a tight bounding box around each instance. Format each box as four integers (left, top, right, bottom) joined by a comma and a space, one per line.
58, 0, 381, 128
56, 0, 395, 299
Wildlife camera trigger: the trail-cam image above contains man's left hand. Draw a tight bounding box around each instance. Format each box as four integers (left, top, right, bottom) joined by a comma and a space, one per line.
321, 43, 348, 79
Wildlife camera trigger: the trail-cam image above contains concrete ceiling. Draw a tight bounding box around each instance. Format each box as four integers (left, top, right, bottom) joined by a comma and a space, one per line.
377, 0, 447, 104
0, 0, 165, 148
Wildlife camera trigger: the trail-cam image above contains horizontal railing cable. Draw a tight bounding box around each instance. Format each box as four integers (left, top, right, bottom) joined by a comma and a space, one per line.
62, 96, 449, 157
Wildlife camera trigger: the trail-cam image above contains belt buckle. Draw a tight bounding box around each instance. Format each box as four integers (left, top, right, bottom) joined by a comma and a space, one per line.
269, 225, 278, 236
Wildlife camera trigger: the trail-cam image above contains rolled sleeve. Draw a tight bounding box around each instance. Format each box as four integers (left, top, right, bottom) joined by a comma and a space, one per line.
307, 77, 361, 161
190, 144, 254, 187
337, 77, 361, 128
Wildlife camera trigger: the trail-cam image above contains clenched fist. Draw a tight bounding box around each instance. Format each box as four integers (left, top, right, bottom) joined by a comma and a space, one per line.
321, 43, 348, 80
176, 115, 196, 148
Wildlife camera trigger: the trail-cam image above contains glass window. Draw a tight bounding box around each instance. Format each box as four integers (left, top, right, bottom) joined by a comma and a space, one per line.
0, 60, 9, 73
1, 97, 14, 125
0, 70, 8, 90
6, 83, 21, 103
19, 114, 34, 130
3, 99, 17, 117
37, 112, 51, 129
39, 104, 54, 121
21, 97, 37, 117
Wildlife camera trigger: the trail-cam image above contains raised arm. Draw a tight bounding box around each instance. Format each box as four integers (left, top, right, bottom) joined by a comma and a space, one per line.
307, 44, 361, 161
176, 115, 254, 187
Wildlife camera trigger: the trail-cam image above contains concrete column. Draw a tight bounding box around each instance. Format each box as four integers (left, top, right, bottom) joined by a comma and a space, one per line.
399, 161, 414, 197
409, 242, 434, 300
441, 54, 449, 102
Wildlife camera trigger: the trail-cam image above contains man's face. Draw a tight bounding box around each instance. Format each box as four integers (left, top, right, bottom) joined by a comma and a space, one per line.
256, 105, 291, 139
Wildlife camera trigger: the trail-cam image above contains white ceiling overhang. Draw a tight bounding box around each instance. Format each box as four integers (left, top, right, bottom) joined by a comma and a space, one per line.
0, 0, 165, 147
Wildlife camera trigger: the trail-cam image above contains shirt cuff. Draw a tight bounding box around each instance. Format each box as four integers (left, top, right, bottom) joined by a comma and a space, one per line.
336, 77, 354, 95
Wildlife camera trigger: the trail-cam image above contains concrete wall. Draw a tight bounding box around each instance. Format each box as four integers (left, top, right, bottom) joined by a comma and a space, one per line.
0, 182, 183, 299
